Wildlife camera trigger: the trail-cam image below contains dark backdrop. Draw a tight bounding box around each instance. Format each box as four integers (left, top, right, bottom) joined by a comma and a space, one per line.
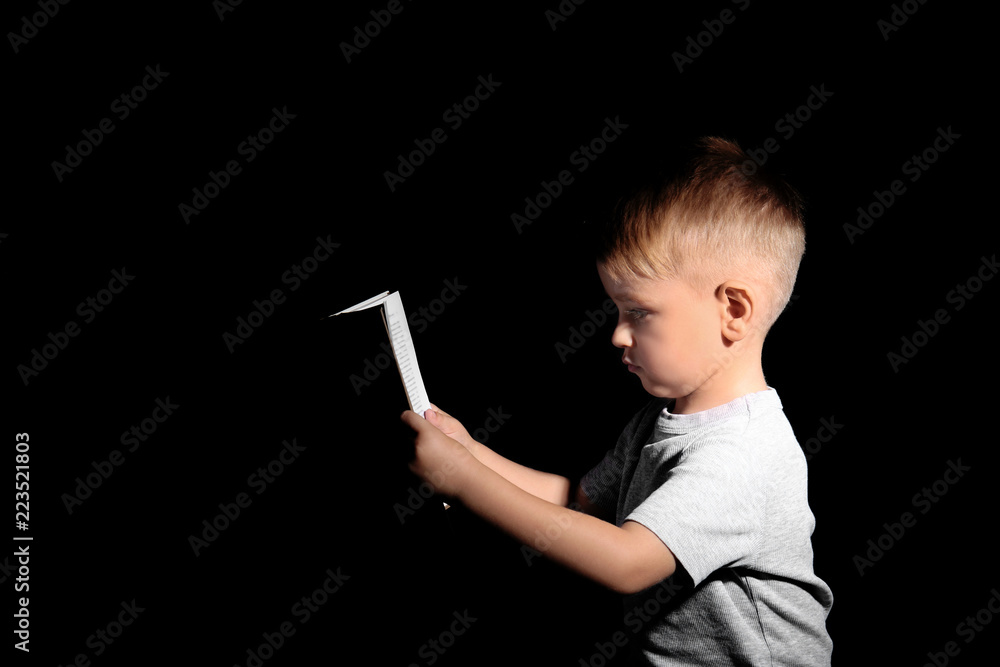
5, 1, 995, 665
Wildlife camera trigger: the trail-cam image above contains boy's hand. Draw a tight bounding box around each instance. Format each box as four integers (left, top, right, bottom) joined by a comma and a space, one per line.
424, 404, 479, 454
401, 409, 478, 499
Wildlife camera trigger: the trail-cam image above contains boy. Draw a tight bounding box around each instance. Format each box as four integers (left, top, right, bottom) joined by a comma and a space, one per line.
401, 137, 834, 665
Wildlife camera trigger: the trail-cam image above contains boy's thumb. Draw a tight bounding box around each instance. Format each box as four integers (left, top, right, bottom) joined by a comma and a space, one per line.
425, 407, 445, 427
427, 404, 453, 423
426, 407, 458, 434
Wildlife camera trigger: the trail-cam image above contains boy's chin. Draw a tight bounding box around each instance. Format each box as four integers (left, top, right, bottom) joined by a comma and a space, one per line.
636, 376, 686, 400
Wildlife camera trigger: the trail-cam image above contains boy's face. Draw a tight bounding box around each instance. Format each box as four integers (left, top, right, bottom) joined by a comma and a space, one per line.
598, 262, 727, 401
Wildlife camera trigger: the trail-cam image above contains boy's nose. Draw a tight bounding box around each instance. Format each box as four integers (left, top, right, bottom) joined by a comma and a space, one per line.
610, 321, 631, 349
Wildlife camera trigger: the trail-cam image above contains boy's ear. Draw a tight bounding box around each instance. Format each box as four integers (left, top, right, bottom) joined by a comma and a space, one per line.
716, 281, 754, 342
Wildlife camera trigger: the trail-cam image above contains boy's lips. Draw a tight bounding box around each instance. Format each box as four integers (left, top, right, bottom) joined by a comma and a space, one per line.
623, 356, 640, 371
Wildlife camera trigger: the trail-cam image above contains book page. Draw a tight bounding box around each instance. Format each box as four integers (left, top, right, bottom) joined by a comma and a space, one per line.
330, 291, 430, 417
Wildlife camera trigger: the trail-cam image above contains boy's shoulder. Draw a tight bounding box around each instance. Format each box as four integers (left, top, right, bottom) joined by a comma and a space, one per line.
631, 389, 799, 466
634, 388, 789, 434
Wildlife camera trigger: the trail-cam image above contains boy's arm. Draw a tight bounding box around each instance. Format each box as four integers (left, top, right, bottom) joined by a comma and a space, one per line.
425, 405, 572, 506
573, 483, 615, 522
403, 410, 676, 594
463, 441, 572, 507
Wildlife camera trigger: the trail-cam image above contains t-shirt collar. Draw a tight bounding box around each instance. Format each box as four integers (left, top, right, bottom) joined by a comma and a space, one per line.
654, 388, 782, 435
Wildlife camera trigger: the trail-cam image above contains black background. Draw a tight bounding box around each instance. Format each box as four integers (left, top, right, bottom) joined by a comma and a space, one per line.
5, 1, 996, 665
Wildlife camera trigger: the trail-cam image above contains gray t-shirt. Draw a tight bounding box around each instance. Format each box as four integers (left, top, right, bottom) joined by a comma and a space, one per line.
580, 389, 833, 666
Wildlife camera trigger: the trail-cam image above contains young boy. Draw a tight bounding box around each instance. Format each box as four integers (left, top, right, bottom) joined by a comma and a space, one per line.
401, 137, 834, 665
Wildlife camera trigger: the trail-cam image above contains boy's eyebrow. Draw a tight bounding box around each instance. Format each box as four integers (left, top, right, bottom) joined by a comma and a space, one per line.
603, 284, 644, 303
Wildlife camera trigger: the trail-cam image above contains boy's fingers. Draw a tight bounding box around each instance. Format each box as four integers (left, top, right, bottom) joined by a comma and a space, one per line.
431, 408, 464, 430
426, 406, 452, 428
402, 410, 448, 440
400, 409, 428, 431
429, 403, 453, 419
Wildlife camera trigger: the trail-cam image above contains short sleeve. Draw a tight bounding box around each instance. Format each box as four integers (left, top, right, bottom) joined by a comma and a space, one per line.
579, 399, 666, 519
625, 436, 767, 587
579, 446, 624, 516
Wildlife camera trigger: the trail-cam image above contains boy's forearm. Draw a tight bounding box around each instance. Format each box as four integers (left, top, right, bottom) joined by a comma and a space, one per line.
468, 442, 571, 506
402, 409, 672, 593
455, 458, 643, 593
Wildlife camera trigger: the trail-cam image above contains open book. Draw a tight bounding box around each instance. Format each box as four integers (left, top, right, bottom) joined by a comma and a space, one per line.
328, 291, 430, 417
329, 291, 447, 508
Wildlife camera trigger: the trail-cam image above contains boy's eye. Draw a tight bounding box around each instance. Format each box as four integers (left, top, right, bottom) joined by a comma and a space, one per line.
625, 309, 647, 321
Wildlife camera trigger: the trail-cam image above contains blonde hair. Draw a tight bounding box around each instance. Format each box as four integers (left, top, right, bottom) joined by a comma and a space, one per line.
597, 137, 805, 331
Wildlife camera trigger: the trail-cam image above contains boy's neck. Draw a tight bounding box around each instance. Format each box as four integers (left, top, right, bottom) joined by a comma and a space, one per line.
671, 351, 769, 415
